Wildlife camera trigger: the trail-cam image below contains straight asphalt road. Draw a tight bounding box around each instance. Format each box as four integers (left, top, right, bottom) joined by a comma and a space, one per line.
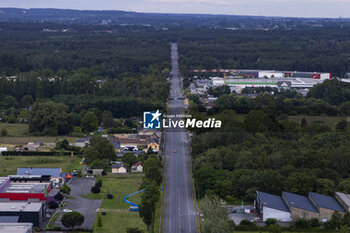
163, 43, 197, 233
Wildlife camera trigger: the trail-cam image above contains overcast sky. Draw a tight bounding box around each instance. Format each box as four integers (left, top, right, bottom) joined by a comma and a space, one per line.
1, 0, 349, 18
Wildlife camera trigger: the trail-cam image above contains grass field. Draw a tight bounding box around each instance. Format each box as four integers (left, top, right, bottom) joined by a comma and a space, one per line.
83, 175, 148, 233
0, 156, 82, 176
0, 123, 77, 145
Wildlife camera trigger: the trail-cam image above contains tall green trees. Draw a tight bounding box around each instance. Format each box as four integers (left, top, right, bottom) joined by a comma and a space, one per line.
29, 101, 72, 135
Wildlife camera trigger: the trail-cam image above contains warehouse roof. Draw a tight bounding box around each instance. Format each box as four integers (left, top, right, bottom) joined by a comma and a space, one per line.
0, 216, 19, 223
335, 192, 350, 208
309, 192, 345, 212
17, 168, 64, 177
3, 182, 50, 193
0, 202, 42, 212
0, 223, 32, 233
256, 191, 290, 212
282, 191, 318, 212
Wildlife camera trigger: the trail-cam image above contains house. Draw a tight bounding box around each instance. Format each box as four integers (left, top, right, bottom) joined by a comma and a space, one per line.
111, 162, 127, 174
0, 147, 7, 155
109, 138, 121, 153
308, 192, 345, 221
17, 168, 65, 187
282, 191, 319, 220
147, 137, 160, 153
255, 191, 291, 222
131, 162, 143, 173
335, 192, 350, 212
92, 169, 104, 176
74, 137, 91, 148
23, 143, 40, 151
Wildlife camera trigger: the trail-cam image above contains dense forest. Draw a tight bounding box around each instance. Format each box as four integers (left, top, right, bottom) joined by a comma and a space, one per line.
178, 27, 350, 77
0, 22, 170, 135
190, 80, 350, 204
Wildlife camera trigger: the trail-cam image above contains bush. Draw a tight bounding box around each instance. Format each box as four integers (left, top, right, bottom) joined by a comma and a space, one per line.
265, 218, 277, 226
107, 193, 113, 199
95, 179, 102, 188
91, 186, 101, 194
48, 201, 59, 210
101, 212, 106, 216
54, 192, 64, 201
60, 183, 71, 194
235, 219, 259, 231
0, 128, 7, 137
126, 227, 145, 233
102, 170, 107, 176
268, 224, 281, 233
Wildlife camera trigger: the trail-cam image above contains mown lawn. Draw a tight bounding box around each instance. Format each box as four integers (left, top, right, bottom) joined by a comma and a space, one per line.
0, 156, 82, 176
0, 122, 77, 145
83, 175, 148, 233
0, 123, 29, 136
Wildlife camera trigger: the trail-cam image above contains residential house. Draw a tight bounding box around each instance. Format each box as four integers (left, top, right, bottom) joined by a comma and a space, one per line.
111, 162, 127, 174
109, 139, 121, 153
92, 169, 104, 176
131, 162, 143, 173
74, 137, 90, 148
23, 143, 40, 151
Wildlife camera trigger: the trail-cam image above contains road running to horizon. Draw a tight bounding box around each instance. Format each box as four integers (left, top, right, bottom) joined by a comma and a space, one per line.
163, 43, 197, 233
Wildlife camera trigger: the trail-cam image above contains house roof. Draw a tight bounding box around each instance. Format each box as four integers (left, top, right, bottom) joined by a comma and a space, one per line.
256, 191, 290, 212
335, 192, 350, 208
75, 136, 91, 143
112, 163, 126, 169
309, 192, 345, 212
17, 168, 64, 178
109, 139, 121, 149
132, 162, 143, 167
282, 191, 318, 212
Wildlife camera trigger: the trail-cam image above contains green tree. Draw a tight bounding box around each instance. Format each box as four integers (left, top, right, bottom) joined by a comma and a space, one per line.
29, 101, 72, 136
139, 200, 153, 230
268, 224, 281, 233
19, 95, 33, 108
81, 111, 98, 133
61, 211, 84, 230
144, 158, 162, 186
83, 135, 115, 166
0, 128, 7, 137
60, 183, 71, 195
122, 153, 137, 170
97, 214, 102, 227
336, 120, 347, 131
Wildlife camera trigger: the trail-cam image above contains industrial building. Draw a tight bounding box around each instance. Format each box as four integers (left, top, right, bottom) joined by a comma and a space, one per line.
0, 202, 45, 227
17, 168, 65, 187
308, 192, 345, 221
282, 191, 319, 220
0, 223, 33, 233
255, 191, 291, 222
256, 190, 346, 222
189, 69, 332, 94
0, 176, 52, 202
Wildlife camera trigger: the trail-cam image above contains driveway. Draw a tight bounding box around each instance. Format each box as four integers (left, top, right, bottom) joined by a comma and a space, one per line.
54, 178, 102, 230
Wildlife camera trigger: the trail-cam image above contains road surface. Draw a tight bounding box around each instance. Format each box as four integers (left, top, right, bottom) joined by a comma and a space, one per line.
163, 43, 197, 233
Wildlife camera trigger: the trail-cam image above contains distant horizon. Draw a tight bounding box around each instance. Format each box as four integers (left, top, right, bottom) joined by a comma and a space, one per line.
0, 0, 349, 18
0, 6, 349, 20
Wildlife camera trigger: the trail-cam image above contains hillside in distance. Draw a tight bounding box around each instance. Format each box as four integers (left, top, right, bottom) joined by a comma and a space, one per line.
1, 7, 350, 29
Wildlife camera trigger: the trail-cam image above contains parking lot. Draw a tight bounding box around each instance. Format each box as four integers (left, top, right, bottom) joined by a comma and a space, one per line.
54, 178, 102, 230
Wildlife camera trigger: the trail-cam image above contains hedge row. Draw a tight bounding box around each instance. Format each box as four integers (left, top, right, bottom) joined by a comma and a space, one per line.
2, 151, 73, 156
